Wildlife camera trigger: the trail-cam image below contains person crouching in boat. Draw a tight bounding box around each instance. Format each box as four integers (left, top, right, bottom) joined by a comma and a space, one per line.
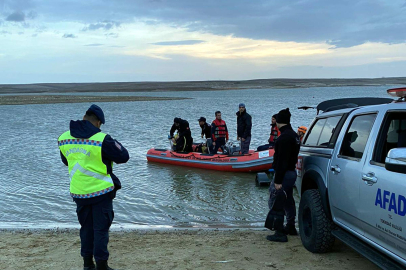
169, 117, 193, 152
198, 116, 212, 153
257, 114, 280, 151
211, 111, 229, 154
297, 126, 307, 143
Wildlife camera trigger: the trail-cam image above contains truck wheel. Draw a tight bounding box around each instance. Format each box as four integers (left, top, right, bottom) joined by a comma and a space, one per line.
299, 189, 335, 253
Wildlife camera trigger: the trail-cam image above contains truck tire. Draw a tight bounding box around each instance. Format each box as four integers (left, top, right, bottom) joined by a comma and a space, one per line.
299, 189, 335, 253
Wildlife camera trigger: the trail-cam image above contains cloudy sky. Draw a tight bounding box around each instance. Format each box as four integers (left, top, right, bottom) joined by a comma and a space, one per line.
1, 0, 406, 83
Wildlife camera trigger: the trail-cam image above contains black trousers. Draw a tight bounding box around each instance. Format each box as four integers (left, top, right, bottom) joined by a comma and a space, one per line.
211, 137, 226, 153
268, 170, 297, 227
76, 196, 114, 261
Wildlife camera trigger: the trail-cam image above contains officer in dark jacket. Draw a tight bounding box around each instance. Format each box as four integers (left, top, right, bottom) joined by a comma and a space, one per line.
198, 116, 212, 153
265, 108, 300, 242
170, 117, 193, 152
236, 103, 252, 154
59, 104, 129, 270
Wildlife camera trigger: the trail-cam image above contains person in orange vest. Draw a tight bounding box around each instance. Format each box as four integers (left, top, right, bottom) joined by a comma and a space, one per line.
211, 111, 229, 153
297, 126, 307, 143
257, 114, 280, 151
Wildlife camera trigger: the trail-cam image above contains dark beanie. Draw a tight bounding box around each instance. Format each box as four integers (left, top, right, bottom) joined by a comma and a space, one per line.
272, 114, 278, 119
276, 108, 291, 124
174, 117, 181, 124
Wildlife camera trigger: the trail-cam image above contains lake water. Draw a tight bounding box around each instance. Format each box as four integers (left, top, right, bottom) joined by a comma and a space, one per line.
0, 85, 394, 229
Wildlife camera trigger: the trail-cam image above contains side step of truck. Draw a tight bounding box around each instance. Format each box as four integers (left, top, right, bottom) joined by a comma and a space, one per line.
332, 229, 404, 270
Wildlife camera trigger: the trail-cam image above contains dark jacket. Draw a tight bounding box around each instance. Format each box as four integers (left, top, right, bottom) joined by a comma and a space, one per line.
169, 119, 190, 138
272, 124, 300, 185
60, 120, 130, 203
236, 110, 252, 139
200, 122, 211, 139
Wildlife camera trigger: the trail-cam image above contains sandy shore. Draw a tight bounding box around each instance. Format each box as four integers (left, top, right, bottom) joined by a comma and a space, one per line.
0, 229, 378, 270
0, 95, 187, 105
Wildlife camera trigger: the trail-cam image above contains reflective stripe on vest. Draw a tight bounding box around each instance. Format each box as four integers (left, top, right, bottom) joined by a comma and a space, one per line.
213, 120, 227, 138
58, 131, 114, 198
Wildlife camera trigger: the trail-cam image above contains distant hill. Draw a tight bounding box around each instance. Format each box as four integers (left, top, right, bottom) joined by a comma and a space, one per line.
1, 77, 405, 94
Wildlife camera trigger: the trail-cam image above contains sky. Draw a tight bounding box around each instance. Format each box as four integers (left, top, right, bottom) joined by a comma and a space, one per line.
1, 0, 406, 84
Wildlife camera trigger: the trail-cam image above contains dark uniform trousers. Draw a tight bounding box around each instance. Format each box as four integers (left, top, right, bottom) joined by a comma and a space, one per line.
76, 196, 114, 261
211, 137, 226, 153
267, 170, 297, 228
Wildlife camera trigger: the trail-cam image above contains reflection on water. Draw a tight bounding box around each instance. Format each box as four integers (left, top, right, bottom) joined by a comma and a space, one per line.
0, 86, 392, 228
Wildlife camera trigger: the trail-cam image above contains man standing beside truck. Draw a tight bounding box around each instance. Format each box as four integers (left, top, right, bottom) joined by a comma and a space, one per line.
266, 108, 301, 242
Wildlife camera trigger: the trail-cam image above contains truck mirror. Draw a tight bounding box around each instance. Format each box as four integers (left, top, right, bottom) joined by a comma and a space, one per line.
385, 148, 406, 174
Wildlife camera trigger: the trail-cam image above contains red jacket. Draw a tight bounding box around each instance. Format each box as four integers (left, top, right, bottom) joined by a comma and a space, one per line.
268, 124, 280, 143
211, 119, 229, 141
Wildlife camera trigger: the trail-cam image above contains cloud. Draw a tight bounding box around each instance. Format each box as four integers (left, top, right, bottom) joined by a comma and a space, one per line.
82, 21, 121, 31
1, 30, 11, 35
62, 33, 77, 38
151, 40, 205, 46
84, 43, 104, 46
6, 11, 25, 22
105, 33, 119, 38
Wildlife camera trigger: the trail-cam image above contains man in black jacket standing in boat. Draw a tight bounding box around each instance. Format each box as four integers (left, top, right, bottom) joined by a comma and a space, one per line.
265, 108, 300, 242
236, 103, 252, 154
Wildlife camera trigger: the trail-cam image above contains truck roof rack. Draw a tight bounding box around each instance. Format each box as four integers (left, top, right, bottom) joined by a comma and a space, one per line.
317, 97, 393, 114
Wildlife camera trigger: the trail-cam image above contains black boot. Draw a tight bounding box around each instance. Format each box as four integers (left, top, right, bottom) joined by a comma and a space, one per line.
283, 224, 298, 235
96, 260, 115, 270
83, 256, 95, 270
266, 231, 288, 242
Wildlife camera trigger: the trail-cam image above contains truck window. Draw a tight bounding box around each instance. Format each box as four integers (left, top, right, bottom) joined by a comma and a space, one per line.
303, 116, 341, 147
317, 116, 342, 147
372, 112, 406, 164
339, 114, 377, 159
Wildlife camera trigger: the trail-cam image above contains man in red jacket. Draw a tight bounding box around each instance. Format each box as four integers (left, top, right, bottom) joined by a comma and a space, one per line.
211, 111, 229, 154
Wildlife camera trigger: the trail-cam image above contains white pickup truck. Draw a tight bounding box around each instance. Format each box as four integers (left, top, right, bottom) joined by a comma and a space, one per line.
296, 88, 406, 269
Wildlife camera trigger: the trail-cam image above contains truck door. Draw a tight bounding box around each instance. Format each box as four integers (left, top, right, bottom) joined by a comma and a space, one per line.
360, 110, 406, 262
329, 112, 377, 233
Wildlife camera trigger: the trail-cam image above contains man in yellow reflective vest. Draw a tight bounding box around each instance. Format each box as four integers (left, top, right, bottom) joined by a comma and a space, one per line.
58, 104, 129, 270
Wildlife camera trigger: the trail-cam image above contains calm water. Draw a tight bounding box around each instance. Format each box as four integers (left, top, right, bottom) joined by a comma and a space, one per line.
0, 86, 393, 229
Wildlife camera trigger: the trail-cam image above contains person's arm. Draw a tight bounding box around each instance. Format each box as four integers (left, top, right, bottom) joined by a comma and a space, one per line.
273, 136, 291, 185
169, 124, 177, 138
211, 123, 217, 141
102, 135, 130, 164
243, 115, 252, 139
60, 151, 68, 166
225, 123, 229, 141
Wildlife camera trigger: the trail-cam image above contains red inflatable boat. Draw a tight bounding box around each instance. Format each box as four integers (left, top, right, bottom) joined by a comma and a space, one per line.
146, 148, 274, 173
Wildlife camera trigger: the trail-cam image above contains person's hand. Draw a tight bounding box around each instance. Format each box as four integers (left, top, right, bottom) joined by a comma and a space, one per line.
226, 139, 228, 143
213, 142, 216, 146
172, 138, 176, 143
201, 135, 204, 138
237, 137, 240, 141
241, 138, 246, 142
275, 183, 282, 190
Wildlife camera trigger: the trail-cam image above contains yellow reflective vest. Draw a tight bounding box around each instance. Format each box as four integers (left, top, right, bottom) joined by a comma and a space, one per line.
58, 131, 114, 198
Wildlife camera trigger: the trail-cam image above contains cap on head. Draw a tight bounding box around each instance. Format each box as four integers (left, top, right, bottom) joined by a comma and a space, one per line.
298, 126, 307, 134
174, 117, 181, 124
276, 108, 291, 124
272, 114, 278, 119
87, 104, 105, 124
239, 103, 245, 108
198, 117, 206, 122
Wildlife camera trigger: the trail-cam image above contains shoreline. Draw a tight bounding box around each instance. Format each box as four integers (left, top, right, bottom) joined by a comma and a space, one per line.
0, 95, 188, 105
1, 78, 405, 95
0, 229, 379, 270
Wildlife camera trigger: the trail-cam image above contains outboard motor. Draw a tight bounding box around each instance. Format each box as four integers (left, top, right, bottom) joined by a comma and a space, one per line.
223, 141, 241, 155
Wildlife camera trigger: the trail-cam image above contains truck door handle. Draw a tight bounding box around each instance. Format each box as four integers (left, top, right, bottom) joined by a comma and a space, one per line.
330, 165, 341, 173
362, 173, 378, 185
